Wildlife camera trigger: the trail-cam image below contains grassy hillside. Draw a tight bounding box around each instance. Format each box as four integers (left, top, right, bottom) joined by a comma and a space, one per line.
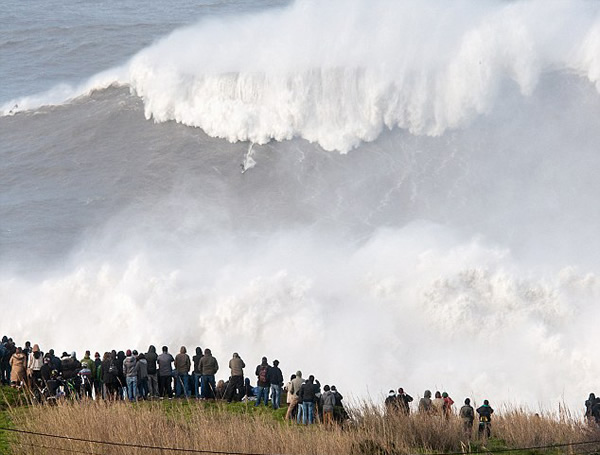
2, 392, 599, 455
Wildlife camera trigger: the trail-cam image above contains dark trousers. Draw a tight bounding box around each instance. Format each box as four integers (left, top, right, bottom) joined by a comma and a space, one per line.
159, 374, 172, 398
224, 376, 244, 402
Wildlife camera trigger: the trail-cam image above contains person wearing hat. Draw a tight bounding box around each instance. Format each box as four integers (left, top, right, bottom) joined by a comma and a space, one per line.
270, 359, 284, 409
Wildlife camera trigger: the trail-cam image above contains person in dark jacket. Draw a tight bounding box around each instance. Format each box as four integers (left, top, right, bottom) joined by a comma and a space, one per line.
116, 351, 126, 400
298, 375, 318, 424
254, 357, 271, 407
102, 352, 118, 400
331, 385, 348, 422
192, 347, 203, 399
136, 353, 149, 399
93, 352, 102, 399
270, 359, 284, 409
61, 352, 81, 398
145, 345, 159, 398
477, 400, 494, 438
47, 349, 61, 373
396, 388, 413, 415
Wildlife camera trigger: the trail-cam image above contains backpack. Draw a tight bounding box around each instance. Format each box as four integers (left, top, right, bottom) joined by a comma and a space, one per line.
258, 365, 268, 384
108, 361, 118, 375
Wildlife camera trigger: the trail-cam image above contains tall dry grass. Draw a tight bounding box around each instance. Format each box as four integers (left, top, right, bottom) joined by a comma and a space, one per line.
5, 399, 600, 455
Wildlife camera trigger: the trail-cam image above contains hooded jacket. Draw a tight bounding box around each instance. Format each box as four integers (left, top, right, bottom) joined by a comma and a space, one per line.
145, 346, 158, 375
123, 355, 137, 378
199, 349, 219, 375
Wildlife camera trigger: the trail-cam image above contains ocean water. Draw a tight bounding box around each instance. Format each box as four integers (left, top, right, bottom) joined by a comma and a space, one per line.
3, 0, 600, 411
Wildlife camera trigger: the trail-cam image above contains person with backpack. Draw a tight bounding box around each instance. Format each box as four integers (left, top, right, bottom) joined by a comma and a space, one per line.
254, 357, 271, 407
477, 399, 494, 438
459, 398, 475, 437
270, 359, 284, 409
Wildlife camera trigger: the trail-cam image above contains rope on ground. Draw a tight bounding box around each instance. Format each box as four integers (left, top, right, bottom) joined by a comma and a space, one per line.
2, 426, 600, 455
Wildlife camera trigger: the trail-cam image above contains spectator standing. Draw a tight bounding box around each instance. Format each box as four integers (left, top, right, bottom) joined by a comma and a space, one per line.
226, 352, 245, 403
419, 390, 433, 414
396, 388, 413, 415
93, 352, 102, 399
477, 400, 494, 438
459, 398, 475, 438
285, 371, 304, 420
298, 375, 318, 424
199, 348, 219, 399
137, 353, 149, 399
174, 346, 191, 398
9, 347, 26, 387
192, 347, 203, 399
442, 392, 455, 419
102, 352, 119, 400
123, 349, 137, 401
145, 345, 159, 398
321, 385, 336, 427
157, 346, 174, 399
254, 357, 271, 407
270, 359, 284, 409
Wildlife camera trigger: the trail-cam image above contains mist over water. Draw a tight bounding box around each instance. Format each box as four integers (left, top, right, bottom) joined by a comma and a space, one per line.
3, 0, 600, 411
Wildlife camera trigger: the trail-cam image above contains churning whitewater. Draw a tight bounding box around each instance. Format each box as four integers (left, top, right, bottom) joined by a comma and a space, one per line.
2, 0, 600, 410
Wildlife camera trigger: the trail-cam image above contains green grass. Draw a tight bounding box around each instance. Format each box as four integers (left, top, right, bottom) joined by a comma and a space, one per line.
0, 385, 26, 455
